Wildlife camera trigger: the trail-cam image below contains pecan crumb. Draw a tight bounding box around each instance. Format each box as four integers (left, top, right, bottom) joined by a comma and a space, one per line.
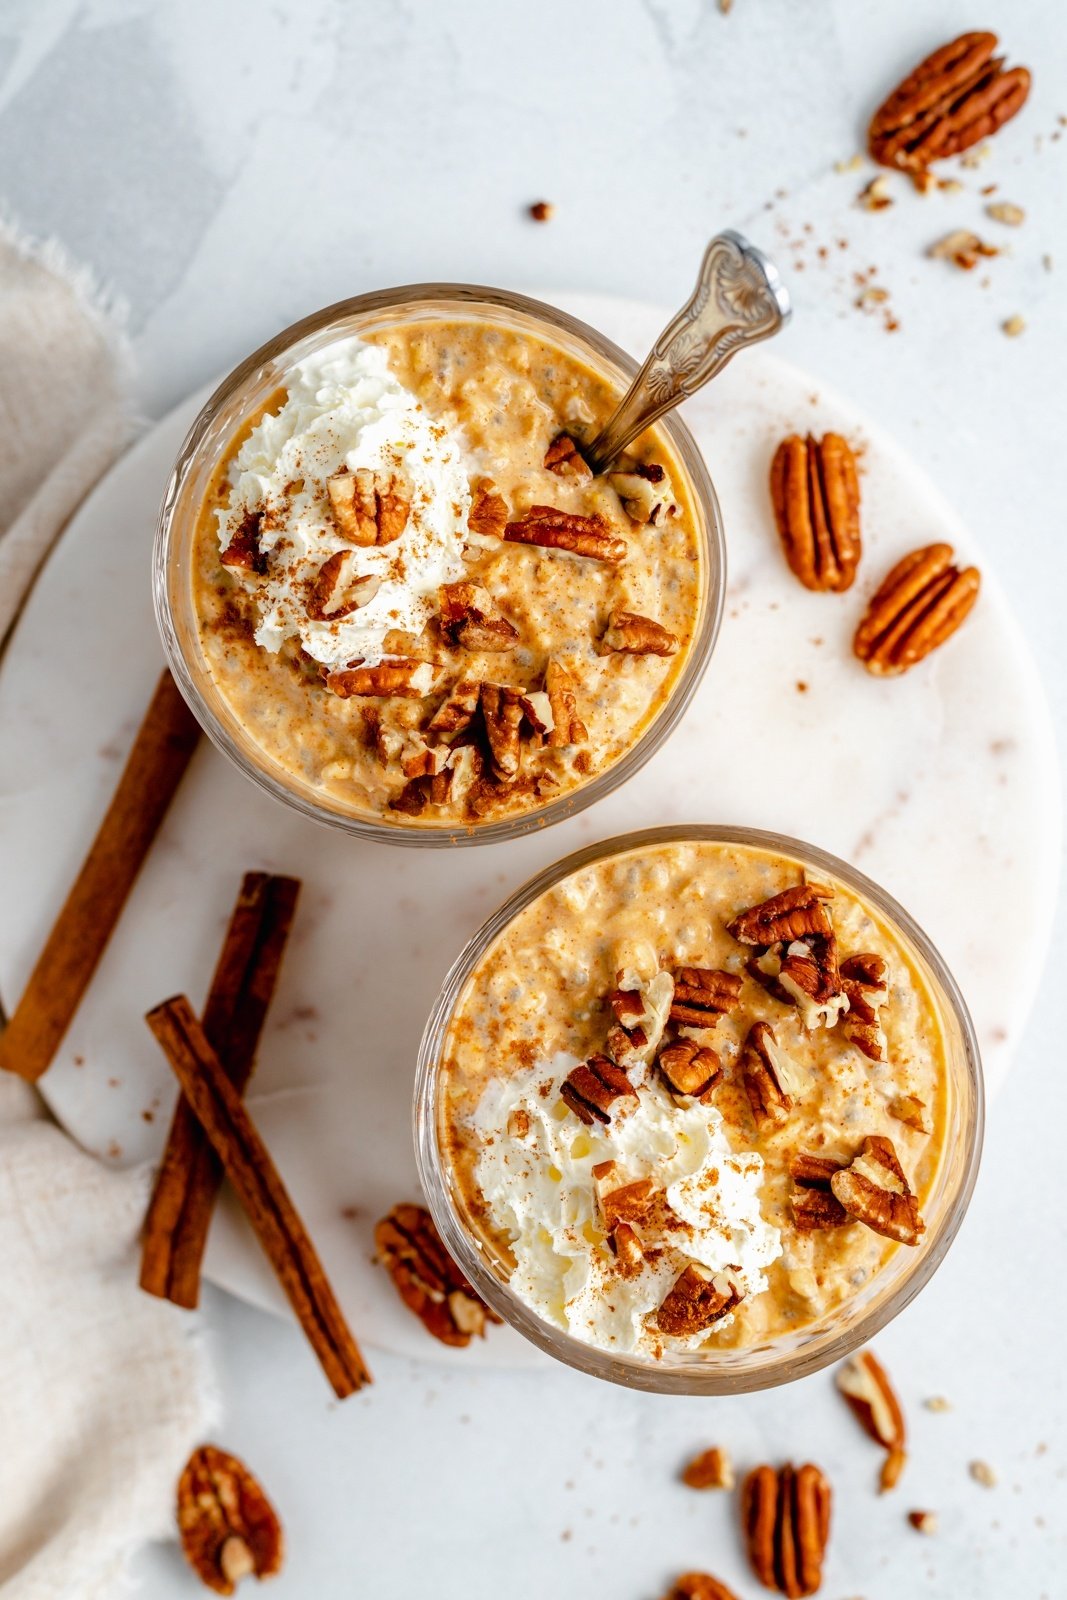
529, 200, 555, 222
969, 1459, 997, 1488
909, 1509, 939, 1534
1002, 313, 1026, 337
682, 1445, 735, 1491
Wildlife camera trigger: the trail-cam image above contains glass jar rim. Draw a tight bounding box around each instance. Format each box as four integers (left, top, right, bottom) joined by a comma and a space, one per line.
413, 822, 985, 1393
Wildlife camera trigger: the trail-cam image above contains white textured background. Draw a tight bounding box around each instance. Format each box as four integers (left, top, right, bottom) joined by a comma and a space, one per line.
2, 2, 1065, 1597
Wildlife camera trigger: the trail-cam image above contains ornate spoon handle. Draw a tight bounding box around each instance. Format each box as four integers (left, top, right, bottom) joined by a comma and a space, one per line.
584, 231, 791, 473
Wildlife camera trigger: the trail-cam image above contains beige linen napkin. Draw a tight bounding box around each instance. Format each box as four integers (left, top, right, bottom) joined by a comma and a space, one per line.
0, 221, 216, 1599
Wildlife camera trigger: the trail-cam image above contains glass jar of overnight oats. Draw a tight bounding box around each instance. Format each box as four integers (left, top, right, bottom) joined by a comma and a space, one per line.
415, 826, 983, 1393
154, 287, 724, 844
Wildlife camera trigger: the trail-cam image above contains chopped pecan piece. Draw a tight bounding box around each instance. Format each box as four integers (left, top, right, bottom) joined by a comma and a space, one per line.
426, 678, 482, 736
839, 952, 888, 1060
682, 1446, 735, 1491
325, 658, 439, 698
664, 1574, 741, 1600
177, 1445, 283, 1596
388, 767, 454, 816
610, 1221, 645, 1277
789, 1153, 849, 1232
439, 580, 518, 652
741, 1462, 832, 1598
374, 1203, 500, 1346
670, 967, 743, 1028
831, 1135, 925, 1245
778, 936, 848, 1029
480, 683, 526, 780
467, 481, 509, 540
560, 1054, 638, 1125
544, 658, 588, 746
888, 1093, 932, 1134
544, 431, 592, 480
606, 971, 674, 1073
654, 1264, 742, 1337
929, 228, 999, 270
837, 1349, 907, 1493
599, 609, 679, 657
609, 461, 674, 525
742, 1022, 798, 1133
727, 884, 834, 947
326, 467, 411, 546
770, 433, 861, 593
220, 510, 268, 577
657, 1038, 722, 1100
868, 32, 1031, 173
854, 542, 980, 676
504, 505, 627, 562
593, 1161, 656, 1230
306, 550, 381, 621
908, 1510, 939, 1535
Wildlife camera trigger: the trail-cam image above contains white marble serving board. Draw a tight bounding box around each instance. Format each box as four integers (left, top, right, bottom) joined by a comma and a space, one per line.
0, 294, 1058, 1369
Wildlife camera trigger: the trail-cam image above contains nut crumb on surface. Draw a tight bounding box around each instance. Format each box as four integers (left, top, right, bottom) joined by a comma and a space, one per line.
929, 230, 998, 270
528, 200, 554, 223
987, 201, 1025, 225
908, 1509, 939, 1534
970, 1459, 997, 1487
1002, 314, 1026, 337
924, 1396, 952, 1412
681, 1445, 735, 1491
858, 175, 894, 211
835, 154, 863, 173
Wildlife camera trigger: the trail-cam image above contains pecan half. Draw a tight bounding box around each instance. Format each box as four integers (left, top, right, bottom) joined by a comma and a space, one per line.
480, 682, 526, 780
682, 1446, 735, 1491
439, 581, 518, 652
374, 1204, 501, 1346
426, 678, 482, 736
742, 1022, 798, 1133
544, 658, 588, 747
839, 952, 888, 1061
504, 505, 627, 562
306, 550, 381, 621
854, 543, 980, 676
789, 1153, 849, 1233
560, 1053, 638, 1125
770, 433, 861, 593
220, 510, 267, 577
177, 1445, 283, 1596
544, 431, 592, 480
868, 32, 1031, 173
325, 658, 439, 698
727, 884, 834, 947
742, 1462, 832, 1598
609, 461, 675, 525
326, 467, 411, 546
467, 481, 509, 539
599, 609, 679, 657
657, 1038, 722, 1100
670, 967, 743, 1028
777, 936, 848, 1029
654, 1264, 742, 1337
837, 1348, 907, 1492
664, 1575, 741, 1600
831, 1135, 925, 1245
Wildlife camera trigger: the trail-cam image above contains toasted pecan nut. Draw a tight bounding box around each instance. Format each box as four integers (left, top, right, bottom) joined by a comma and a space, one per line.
839, 952, 888, 1061
868, 32, 1031, 172
544, 658, 588, 747
325, 658, 439, 699
742, 1462, 831, 1598
888, 1092, 932, 1134
426, 678, 482, 736
670, 967, 743, 1028
177, 1445, 283, 1596
439, 581, 518, 652
664, 1575, 741, 1600
220, 510, 267, 577
837, 1349, 907, 1492
594, 1163, 657, 1230
654, 1264, 742, 1337
853, 543, 980, 676
657, 1038, 722, 1100
777, 935, 847, 1029
831, 1135, 925, 1245
467, 482, 509, 539
544, 431, 592, 480
742, 1021, 798, 1133
504, 505, 627, 562
610, 1221, 645, 1277
480, 683, 526, 780
606, 971, 675, 1073
609, 461, 675, 525
306, 550, 381, 621
598, 609, 679, 657
789, 1153, 849, 1232
374, 1204, 501, 1346
728, 884, 834, 947
326, 467, 411, 546
560, 1053, 638, 1125
770, 433, 861, 593
682, 1445, 735, 1491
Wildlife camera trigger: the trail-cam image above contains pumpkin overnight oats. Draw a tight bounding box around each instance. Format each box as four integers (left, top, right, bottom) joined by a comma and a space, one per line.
185, 314, 709, 831
430, 835, 969, 1368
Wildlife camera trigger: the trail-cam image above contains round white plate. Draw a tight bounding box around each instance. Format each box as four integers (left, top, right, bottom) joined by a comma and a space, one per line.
0, 294, 1057, 1368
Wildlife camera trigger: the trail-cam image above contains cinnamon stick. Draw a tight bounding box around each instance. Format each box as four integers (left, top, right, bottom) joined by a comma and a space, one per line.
0, 670, 201, 1082
140, 873, 300, 1308
146, 995, 371, 1397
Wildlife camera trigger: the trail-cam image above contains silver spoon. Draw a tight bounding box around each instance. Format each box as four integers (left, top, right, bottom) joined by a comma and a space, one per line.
583, 231, 791, 474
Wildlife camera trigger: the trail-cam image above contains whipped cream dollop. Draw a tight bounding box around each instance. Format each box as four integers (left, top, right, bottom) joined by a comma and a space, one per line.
473, 1061, 781, 1356
217, 336, 470, 668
